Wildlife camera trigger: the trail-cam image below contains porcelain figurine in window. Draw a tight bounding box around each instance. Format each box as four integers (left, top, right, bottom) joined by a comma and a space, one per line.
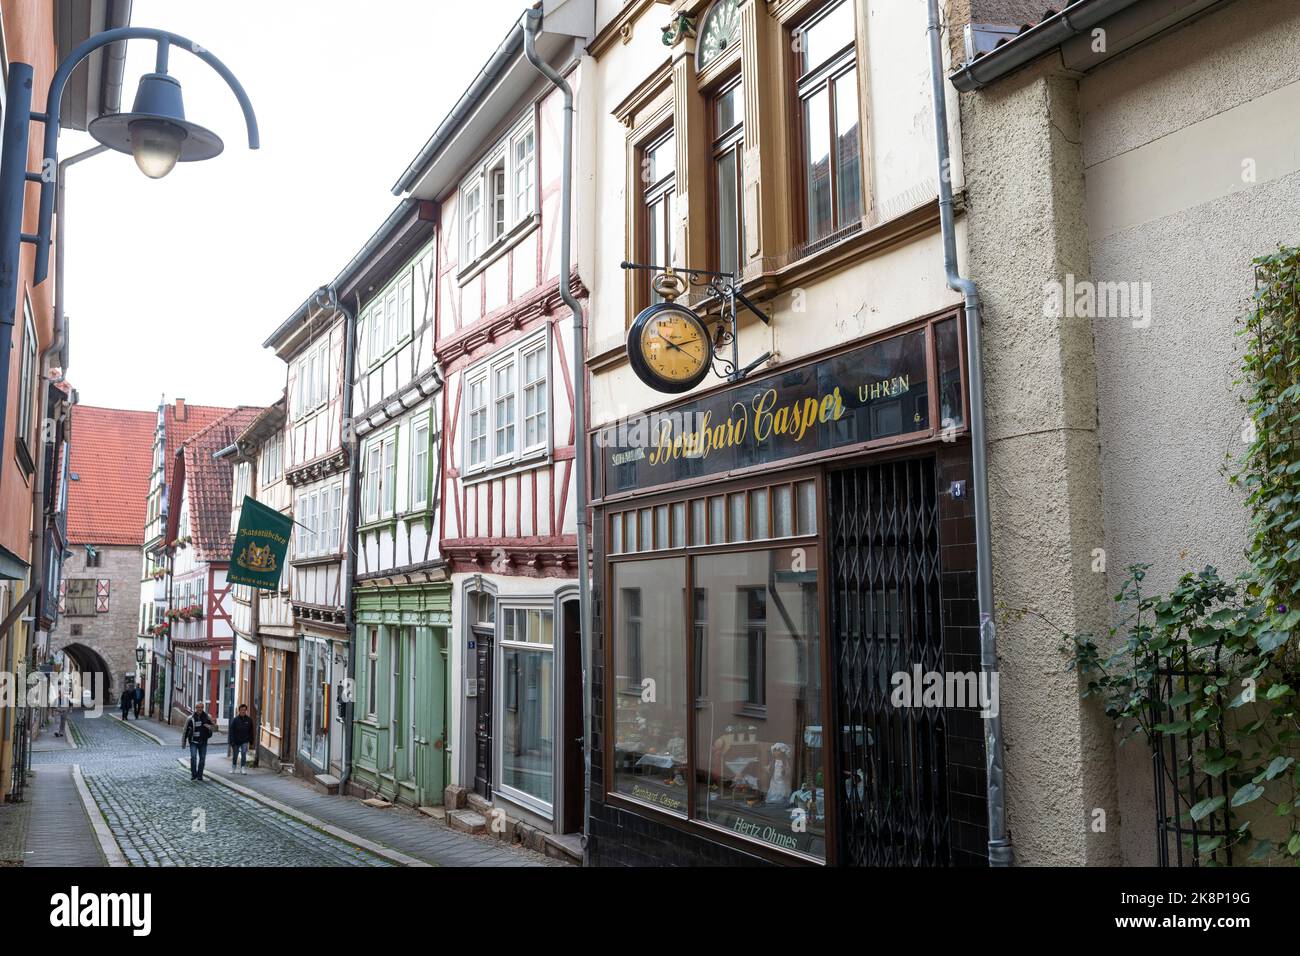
765, 742, 793, 804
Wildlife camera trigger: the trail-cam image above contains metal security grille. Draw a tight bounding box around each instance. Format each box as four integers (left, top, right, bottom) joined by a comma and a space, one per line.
829, 457, 949, 865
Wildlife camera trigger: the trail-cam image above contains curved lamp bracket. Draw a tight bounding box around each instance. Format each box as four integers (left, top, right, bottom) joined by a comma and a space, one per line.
32, 26, 260, 283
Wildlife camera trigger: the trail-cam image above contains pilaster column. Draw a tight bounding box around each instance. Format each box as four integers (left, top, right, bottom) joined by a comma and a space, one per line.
738, 0, 782, 280
669, 27, 708, 274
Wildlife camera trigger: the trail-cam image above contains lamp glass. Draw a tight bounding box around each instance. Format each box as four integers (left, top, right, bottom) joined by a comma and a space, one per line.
128, 119, 186, 179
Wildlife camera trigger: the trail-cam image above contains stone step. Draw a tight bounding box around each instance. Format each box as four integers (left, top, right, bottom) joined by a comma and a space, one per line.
466, 792, 492, 815
417, 805, 447, 823
362, 796, 393, 809
278, 762, 295, 775
543, 833, 584, 865
447, 809, 487, 834
313, 773, 340, 795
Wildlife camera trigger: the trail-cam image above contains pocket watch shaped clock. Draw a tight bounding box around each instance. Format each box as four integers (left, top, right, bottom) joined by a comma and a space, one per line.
627, 301, 715, 394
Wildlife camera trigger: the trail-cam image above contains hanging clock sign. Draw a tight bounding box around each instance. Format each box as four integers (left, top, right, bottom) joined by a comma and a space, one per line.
627, 273, 715, 394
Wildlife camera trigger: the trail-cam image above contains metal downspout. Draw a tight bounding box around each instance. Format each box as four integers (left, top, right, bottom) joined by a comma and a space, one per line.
318, 285, 360, 791
522, 7, 592, 864
927, 0, 1012, 866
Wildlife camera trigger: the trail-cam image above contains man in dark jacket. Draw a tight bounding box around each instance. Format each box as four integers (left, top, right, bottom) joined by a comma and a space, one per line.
182, 702, 215, 781
228, 704, 254, 774
119, 688, 132, 721
133, 684, 144, 718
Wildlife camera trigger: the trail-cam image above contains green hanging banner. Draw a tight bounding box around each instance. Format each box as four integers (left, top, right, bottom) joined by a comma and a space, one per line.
228, 496, 292, 590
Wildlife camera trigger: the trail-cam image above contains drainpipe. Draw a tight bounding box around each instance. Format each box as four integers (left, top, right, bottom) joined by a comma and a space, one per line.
927, 0, 1012, 867
316, 284, 359, 792
522, 7, 592, 863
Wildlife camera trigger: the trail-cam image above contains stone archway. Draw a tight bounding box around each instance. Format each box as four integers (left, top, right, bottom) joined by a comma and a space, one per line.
58, 642, 114, 710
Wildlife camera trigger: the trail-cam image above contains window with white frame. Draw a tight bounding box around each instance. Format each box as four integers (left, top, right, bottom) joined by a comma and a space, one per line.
362, 431, 399, 522
512, 124, 535, 221
259, 431, 282, 486
295, 340, 330, 419
497, 604, 555, 808
492, 359, 516, 462
294, 482, 343, 557
16, 298, 37, 459
466, 375, 488, 471
364, 266, 416, 367
464, 329, 549, 475
462, 178, 483, 263
410, 414, 431, 511
459, 113, 537, 270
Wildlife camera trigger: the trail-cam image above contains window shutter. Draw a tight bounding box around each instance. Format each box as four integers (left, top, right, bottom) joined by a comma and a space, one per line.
96, 579, 110, 613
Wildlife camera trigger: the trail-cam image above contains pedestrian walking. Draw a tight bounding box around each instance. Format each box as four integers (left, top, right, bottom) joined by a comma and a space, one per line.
228, 703, 254, 774
119, 687, 132, 721
133, 684, 144, 719
182, 702, 215, 781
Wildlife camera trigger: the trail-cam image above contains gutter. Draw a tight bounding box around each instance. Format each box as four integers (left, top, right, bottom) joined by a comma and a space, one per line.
522, 6, 592, 865
390, 18, 526, 196
949, 0, 1143, 91
927, 0, 1013, 865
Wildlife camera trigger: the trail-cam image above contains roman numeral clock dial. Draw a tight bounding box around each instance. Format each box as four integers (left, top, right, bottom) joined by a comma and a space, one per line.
627, 302, 714, 394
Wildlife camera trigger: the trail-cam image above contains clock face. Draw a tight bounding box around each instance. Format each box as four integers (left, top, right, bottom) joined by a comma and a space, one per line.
628, 304, 713, 393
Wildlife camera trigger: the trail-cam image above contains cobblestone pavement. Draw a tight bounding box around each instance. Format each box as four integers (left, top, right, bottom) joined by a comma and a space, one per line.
33, 712, 391, 867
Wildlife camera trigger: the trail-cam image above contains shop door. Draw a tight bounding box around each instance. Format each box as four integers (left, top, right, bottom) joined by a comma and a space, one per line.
828, 457, 950, 865
473, 626, 494, 798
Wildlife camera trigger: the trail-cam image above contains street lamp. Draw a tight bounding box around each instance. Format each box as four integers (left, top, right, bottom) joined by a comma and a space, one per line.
0, 25, 258, 481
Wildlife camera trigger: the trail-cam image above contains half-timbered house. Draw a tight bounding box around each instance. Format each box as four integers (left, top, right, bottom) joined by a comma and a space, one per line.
264, 291, 352, 783
326, 201, 450, 807
165, 407, 261, 727
137, 398, 235, 719
390, 15, 591, 842
221, 398, 295, 768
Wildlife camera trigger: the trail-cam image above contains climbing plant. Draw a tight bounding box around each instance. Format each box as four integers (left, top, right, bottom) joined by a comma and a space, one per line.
1063, 246, 1300, 865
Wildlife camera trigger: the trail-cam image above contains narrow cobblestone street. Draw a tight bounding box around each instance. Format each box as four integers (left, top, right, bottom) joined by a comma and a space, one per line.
31, 713, 390, 866
26, 712, 555, 867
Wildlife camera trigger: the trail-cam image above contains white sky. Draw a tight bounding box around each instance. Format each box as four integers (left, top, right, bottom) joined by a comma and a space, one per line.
60, 0, 530, 412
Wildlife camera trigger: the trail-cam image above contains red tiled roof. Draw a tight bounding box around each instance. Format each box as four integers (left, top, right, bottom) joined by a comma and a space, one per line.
163, 402, 238, 490
172, 406, 264, 563
66, 405, 157, 546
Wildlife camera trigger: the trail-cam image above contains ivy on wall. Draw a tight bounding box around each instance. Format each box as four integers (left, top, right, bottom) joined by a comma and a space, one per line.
1061, 247, 1300, 864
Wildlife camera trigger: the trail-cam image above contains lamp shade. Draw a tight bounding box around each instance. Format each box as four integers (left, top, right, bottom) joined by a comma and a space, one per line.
88, 72, 224, 176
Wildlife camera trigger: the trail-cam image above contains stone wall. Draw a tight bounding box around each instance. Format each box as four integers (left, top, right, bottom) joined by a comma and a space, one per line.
49, 545, 143, 704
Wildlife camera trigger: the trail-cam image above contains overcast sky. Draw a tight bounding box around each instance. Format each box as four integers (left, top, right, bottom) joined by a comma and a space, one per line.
60, 0, 529, 413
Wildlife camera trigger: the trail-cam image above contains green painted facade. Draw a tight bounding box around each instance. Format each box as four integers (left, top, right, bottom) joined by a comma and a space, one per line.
351, 582, 452, 807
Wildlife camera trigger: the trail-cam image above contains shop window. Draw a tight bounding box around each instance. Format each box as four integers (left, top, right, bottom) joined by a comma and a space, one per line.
607, 474, 827, 860
498, 607, 555, 807
795, 0, 862, 249
612, 558, 689, 816
935, 316, 966, 431
693, 548, 824, 859
712, 76, 745, 278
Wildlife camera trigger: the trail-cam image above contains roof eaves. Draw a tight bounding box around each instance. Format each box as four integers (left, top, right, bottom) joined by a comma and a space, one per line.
949, 0, 1142, 92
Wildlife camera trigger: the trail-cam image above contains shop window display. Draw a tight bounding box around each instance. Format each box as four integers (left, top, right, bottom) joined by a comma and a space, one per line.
612, 557, 689, 815
693, 549, 825, 860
